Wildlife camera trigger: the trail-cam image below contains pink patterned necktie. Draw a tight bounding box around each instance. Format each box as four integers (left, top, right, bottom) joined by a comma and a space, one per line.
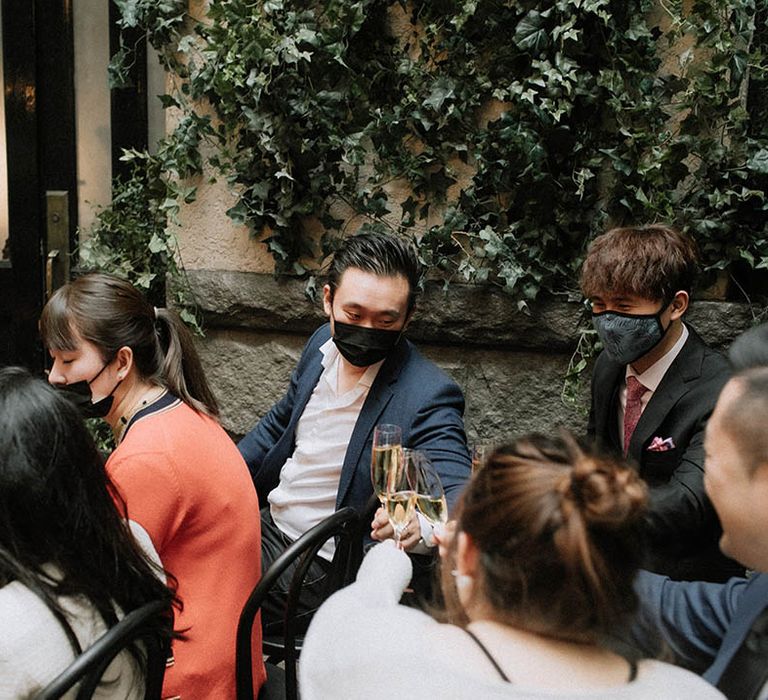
623, 375, 647, 456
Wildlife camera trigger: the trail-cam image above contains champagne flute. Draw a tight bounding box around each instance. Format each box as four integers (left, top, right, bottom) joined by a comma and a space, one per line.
408, 450, 448, 529
371, 424, 402, 506
384, 451, 416, 549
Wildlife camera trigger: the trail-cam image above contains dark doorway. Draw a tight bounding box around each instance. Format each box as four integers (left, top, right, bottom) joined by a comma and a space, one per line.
1, 0, 77, 370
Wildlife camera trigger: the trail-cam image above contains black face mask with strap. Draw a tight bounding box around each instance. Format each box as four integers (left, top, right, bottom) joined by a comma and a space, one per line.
54, 358, 122, 419
331, 319, 402, 367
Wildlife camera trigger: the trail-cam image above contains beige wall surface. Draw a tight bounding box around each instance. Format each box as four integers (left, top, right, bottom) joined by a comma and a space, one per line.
73, 0, 112, 235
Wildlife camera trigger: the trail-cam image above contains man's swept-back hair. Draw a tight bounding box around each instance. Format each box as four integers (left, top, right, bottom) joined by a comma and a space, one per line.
580, 224, 699, 303
327, 232, 422, 313
719, 367, 768, 473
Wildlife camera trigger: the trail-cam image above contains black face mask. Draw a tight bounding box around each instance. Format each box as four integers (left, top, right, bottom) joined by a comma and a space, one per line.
332, 319, 402, 367
54, 360, 121, 419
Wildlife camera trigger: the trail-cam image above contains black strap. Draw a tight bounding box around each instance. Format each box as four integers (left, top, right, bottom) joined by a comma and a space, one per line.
463, 628, 511, 683
463, 627, 639, 686
717, 606, 768, 700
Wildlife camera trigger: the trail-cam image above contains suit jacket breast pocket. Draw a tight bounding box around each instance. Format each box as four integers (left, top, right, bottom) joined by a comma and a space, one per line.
640, 448, 681, 485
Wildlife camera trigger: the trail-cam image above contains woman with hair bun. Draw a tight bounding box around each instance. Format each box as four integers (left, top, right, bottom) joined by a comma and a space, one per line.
300, 433, 723, 699
41, 272, 265, 698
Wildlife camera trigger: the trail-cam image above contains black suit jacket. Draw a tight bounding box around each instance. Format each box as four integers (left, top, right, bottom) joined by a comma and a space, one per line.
588, 326, 740, 581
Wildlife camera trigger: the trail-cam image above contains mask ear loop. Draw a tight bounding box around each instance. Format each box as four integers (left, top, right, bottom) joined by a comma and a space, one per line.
655, 292, 680, 337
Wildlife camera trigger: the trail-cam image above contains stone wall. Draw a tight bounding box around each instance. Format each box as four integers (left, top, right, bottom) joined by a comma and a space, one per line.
188, 270, 757, 445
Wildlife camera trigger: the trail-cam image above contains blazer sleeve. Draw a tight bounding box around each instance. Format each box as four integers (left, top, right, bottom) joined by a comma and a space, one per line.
407, 373, 471, 514
642, 350, 731, 547
237, 361, 300, 480
631, 570, 747, 673
237, 326, 327, 489
643, 423, 715, 544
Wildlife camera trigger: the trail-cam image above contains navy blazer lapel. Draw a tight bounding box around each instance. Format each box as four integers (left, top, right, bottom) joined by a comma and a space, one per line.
628, 329, 705, 459
290, 351, 324, 437
335, 340, 407, 508
704, 574, 768, 683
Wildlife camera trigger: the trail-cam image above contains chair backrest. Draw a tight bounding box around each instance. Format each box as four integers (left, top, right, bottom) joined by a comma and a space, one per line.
236, 506, 362, 700
37, 598, 171, 700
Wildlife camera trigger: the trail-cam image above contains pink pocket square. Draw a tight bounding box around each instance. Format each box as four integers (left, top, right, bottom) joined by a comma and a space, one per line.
648, 436, 675, 452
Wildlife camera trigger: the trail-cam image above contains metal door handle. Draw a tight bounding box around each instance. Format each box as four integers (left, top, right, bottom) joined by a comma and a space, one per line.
46, 191, 70, 298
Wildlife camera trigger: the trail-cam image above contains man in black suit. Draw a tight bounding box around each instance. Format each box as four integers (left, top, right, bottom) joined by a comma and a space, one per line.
581, 224, 739, 581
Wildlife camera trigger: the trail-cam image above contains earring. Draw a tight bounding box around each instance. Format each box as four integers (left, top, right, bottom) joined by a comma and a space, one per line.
451, 569, 473, 591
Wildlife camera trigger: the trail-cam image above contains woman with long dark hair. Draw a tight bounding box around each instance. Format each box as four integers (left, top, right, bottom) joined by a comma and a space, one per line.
0, 367, 174, 697
300, 433, 724, 698
41, 272, 265, 698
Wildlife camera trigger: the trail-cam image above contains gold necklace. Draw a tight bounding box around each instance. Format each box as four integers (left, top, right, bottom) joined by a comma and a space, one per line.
113, 386, 166, 443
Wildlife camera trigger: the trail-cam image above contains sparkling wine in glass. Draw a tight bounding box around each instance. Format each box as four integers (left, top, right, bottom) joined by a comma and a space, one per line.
371, 424, 402, 506
384, 450, 416, 548
408, 449, 447, 527
384, 489, 416, 547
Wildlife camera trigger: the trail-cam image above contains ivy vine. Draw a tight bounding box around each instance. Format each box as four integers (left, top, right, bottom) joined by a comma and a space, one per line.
103, 0, 766, 314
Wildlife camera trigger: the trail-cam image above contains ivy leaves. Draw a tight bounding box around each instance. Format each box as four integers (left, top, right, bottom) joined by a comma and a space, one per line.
106, 0, 767, 304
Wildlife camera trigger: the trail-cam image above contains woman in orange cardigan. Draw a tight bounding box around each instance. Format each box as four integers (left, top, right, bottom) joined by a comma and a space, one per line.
41, 272, 265, 699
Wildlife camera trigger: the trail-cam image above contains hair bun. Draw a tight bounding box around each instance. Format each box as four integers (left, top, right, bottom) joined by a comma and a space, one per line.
566, 455, 647, 528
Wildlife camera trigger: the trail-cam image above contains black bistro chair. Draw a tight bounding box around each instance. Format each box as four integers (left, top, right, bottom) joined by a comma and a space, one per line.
36, 598, 171, 700
236, 506, 365, 700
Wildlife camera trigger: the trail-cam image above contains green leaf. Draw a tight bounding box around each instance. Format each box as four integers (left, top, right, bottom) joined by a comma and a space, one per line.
513, 11, 549, 54
148, 233, 167, 253
747, 149, 768, 175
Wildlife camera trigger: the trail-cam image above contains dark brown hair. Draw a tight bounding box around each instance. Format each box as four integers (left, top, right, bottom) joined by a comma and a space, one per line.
729, 323, 768, 371
327, 232, 422, 314
580, 225, 698, 303
0, 367, 178, 670
717, 367, 768, 474
40, 272, 219, 418
442, 433, 647, 643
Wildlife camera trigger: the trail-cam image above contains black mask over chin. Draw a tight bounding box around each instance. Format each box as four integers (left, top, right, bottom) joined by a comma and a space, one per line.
54, 359, 121, 419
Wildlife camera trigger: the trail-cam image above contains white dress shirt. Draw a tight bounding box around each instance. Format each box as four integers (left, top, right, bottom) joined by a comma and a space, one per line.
618, 324, 689, 451
269, 339, 383, 560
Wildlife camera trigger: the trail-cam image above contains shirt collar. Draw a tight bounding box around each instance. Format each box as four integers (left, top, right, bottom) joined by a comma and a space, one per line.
626, 323, 689, 392
319, 338, 384, 390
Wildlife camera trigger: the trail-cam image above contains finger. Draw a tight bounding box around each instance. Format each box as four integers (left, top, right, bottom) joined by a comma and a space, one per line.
371, 507, 388, 529
372, 520, 394, 541
400, 516, 422, 551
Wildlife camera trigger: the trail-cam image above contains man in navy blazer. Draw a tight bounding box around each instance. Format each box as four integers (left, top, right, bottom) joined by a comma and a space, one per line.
633, 368, 768, 698
238, 232, 471, 627
238, 322, 470, 516
582, 225, 738, 582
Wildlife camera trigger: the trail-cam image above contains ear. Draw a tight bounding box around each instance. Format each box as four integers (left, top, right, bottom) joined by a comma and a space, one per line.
456, 531, 481, 578
114, 346, 134, 380
669, 290, 689, 320
323, 284, 333, 318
